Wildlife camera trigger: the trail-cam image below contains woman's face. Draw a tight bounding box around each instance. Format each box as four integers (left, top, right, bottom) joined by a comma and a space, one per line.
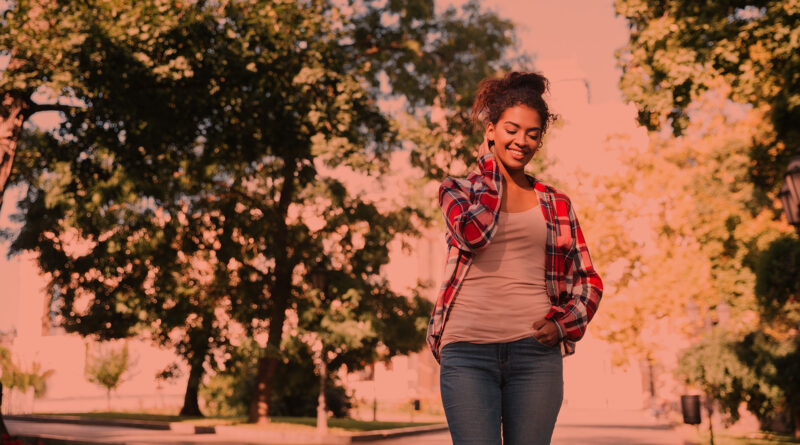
486, 105, 542, 172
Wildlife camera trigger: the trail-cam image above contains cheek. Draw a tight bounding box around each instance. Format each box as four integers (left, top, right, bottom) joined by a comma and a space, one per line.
494, 132, 512, 146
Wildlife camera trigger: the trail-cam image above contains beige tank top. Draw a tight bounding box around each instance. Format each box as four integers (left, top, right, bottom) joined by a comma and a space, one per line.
440, 204, 551, 349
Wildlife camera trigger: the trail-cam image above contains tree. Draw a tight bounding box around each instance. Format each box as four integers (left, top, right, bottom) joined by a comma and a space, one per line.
84, 341, 134, 411
677, 328, 760, 423
590, 87, 780, 358
614, 0, 800, 190
200, 337, 353, 418
586, 87, 786, 416
298, 260, 432, 431
0, 345, 53, 428
613, 1, 800, 431
4, 0, 518, 425
0, 346, 11, 436
748, 235, 800, 438
3, 0, 224, 416
0, 0, 95, 211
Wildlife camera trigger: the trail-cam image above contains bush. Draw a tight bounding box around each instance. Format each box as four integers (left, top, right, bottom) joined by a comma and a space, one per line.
201, 338, 351, 418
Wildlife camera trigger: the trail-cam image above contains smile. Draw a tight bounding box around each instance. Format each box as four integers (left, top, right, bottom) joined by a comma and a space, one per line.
507, 147, 528, 159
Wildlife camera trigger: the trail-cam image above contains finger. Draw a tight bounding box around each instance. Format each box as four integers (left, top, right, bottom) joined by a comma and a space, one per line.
479, 138, 488, 157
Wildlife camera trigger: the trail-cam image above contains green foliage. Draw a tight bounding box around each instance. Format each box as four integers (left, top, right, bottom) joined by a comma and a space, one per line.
154, 362, 182, 386
754, 235, 800, 325
588, 89, 784, 365
678, 329, 763, 424
677, 234, 800, 433
614, 0, 800, 434
750, 234, 800, 433
614, 0, 800, 190
3, 0, 515, 419
0, 346, 54, 398
84, 342, 133, 395
200, 339, 351, 418
735, 331, 800, 432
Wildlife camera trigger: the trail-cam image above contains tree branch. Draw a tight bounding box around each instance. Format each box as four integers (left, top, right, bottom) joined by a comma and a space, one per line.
23, 102, 77, 119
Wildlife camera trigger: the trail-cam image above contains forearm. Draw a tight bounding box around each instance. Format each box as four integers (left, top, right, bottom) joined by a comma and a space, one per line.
439, 152, 503, 252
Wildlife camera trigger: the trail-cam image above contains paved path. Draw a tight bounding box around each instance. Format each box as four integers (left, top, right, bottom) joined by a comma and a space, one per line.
360, 408, 690, 445
7, 420, 264, 445
7, 408, 692, 444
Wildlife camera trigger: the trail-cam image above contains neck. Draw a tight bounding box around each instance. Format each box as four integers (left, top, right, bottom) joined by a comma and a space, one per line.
497, 159, 531, 190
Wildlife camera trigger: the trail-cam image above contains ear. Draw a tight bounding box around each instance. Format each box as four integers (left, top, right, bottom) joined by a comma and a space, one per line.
485, 122, 496, 144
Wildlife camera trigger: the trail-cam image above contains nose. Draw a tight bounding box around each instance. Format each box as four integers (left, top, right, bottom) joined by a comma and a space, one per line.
513, 133, 528, 149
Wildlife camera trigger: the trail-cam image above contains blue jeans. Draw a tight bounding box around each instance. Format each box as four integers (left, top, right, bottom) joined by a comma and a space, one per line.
440, 336, 563, 445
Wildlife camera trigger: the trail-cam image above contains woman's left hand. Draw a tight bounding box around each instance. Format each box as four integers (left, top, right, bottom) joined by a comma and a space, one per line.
531, 319, 560, 347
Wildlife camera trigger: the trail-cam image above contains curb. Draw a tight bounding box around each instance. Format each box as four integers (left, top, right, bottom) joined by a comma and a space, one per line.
350, 423, 449, 441
7, 434, 124, 445
213, 423, 449, 444
5, 415, 169, 431
5, 415, 213, 434
6, 415, 448, 443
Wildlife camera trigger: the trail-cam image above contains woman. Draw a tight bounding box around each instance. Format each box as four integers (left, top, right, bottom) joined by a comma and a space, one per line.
426, 71, 603, 445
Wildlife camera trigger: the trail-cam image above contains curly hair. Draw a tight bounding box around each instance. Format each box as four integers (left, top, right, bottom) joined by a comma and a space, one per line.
470, 71, 556, 134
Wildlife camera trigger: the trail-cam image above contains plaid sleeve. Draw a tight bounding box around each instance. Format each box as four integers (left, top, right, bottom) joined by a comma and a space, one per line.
548, 200, 603, 342
438, 152, 503, 253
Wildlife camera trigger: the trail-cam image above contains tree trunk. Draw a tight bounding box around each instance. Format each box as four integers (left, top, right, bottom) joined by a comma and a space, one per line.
0, 92, 29, 213
316, 347, 328, 436
793, 408, 800, 441
180, 312, 214, 417
179, 347, 207, 417
706, 393, 715, 445
42, 291, 53, 336
247, 160, 296, 424
0, 382, 9, 436
247, 277, 289, 424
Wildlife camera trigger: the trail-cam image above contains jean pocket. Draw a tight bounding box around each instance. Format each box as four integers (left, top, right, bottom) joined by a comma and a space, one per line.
530, 335, 558, 348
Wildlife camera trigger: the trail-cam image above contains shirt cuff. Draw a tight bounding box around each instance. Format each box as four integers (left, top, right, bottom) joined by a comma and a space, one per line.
552, 318, 565, 340
477, 152, 494, 173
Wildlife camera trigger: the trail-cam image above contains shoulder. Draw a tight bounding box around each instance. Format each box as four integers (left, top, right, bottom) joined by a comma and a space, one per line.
533, 178, 572, 204
533, 178, 574, 216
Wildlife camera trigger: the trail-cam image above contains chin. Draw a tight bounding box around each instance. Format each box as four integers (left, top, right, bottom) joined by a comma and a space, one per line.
500, 155, 529, 170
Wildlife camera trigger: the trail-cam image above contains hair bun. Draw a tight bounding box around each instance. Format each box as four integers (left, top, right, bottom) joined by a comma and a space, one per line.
470, 70, 553, 133
506, 72, 548, 96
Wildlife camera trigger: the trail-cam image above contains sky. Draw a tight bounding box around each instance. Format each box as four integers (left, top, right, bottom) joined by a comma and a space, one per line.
0, 0, 646, 331
439, 0, 630, 105
430, 0, 650, 188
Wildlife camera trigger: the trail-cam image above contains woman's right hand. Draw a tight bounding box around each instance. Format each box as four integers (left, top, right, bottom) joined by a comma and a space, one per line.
477, 134, 492, 159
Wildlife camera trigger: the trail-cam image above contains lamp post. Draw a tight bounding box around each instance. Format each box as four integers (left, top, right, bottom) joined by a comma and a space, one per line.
310, 263, 328, 436
779, 148, 800, 235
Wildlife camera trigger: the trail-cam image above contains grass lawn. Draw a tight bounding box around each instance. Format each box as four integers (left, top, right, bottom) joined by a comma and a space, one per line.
34, 412, 441, 432
689, 431, 798, 444
267, 417, 441, 432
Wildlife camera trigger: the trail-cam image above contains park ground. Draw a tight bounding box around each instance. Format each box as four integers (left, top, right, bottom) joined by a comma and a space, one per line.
5, 407, 798, 445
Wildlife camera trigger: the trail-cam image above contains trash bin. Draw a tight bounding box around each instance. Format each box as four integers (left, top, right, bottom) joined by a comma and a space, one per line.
681, 395, 701, 425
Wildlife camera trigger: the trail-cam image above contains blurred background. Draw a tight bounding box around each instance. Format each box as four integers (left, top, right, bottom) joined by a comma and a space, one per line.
1, 0, 798, 444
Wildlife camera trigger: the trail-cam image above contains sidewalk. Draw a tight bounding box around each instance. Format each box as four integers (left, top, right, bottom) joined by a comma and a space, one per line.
5, 407, 688, 445
551, 407, 690, 445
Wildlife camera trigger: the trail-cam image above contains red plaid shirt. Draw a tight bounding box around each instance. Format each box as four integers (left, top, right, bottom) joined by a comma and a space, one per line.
427, 152, 603, 363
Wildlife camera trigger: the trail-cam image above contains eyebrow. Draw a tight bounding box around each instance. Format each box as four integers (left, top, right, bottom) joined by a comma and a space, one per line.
503, 121, 541, 132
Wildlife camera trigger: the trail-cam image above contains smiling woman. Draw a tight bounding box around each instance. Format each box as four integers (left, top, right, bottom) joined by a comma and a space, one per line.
427, 71, 603, 445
